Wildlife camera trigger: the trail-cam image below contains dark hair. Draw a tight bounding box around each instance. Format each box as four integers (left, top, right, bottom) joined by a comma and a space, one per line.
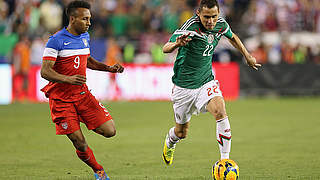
199, 0, 219, 11
66, 0, 91, 17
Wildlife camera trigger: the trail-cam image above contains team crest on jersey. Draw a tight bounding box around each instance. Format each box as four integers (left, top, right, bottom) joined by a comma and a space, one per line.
207, 34, 214, 43
61, 122, 68, 130
82, 38, 88, 47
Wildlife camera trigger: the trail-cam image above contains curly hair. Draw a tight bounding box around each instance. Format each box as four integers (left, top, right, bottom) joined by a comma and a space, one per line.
66, 0, 91, 17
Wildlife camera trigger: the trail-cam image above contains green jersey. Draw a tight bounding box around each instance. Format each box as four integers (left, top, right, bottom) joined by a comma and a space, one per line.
169, 16, 233, 89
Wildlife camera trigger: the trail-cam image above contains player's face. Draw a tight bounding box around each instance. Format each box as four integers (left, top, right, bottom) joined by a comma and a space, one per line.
197, 6, 219, 30
71, 8, 91, 34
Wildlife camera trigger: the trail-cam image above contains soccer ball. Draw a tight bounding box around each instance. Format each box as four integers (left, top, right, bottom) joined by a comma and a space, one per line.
212, 159, 239, 180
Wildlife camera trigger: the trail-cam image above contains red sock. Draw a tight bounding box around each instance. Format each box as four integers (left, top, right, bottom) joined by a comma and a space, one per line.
76, 147, 103, 172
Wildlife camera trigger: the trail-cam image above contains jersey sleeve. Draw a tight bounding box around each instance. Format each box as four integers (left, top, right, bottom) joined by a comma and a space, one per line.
169, 16, 200, 42
42, 37, 61, 61
169, 24, 199, 42
220, 19, 233, 39
169, 30, 181, 42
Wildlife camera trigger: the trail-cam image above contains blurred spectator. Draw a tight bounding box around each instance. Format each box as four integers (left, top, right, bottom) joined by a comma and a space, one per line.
305, 46, 314, 64
281, 40, 294, 64
109, 2, 128, 37
268, 44, 281, 65
39, 0, 62, 33
251, 42, 267, 64
162, 2, 179, 33
179, 1, 193, 26
105, 37, 122, 101
0, 0, 9, 33
12, 35, 31, 101
151, 43, 165, 64
263, 9, 278, 31
314, 45, 320, 64
21, 1, 41, 36
30, 35, 47, 65
105, 37, 122, 66
0, 33, 18, 63
0, 0, 319, 66
293, 44, 307, 64
126, 3, 143, 37
123, 42, 135, 63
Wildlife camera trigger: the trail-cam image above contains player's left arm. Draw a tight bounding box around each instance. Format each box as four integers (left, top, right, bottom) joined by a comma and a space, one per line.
87, 56, 124, 73
228, 33, 261, 70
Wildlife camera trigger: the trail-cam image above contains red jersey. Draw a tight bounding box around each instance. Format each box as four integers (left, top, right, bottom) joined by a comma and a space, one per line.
41, 28, 91, 102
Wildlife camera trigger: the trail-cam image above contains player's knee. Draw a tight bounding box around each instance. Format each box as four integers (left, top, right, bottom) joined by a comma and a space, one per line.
94, 127, 116, 138
103, 129, 116, 138
214, 109, 227, 120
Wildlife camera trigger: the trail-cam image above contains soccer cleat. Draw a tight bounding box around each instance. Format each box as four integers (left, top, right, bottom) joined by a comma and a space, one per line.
94, 169, 110, 180
162, 135, 175, 165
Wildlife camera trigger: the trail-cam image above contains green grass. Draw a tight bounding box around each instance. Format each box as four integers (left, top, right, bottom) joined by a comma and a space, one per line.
1, 98, 320, 180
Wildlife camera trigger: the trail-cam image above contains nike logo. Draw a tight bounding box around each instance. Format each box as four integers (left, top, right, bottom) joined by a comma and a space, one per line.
64, 42, 71, 45
162, 153, 171, 165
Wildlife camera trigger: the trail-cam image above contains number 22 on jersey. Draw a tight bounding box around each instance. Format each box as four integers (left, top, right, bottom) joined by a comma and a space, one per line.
203, 45, 214, 56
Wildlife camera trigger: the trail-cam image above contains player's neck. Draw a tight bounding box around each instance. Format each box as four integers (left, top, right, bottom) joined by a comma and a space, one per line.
66, 26, 80, 36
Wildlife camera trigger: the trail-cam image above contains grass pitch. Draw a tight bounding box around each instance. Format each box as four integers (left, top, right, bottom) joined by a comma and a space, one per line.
1, 98, 320, 180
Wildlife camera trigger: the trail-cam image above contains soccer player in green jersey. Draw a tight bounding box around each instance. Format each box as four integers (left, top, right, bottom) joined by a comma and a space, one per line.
162, 0, 261, 165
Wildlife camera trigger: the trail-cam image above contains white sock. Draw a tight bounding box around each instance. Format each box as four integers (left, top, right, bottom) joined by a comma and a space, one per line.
216, 117, 231, 159
166, 127, 180, 148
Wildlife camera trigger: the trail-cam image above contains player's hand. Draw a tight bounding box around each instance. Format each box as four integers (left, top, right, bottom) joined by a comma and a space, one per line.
65, 75, 86, 85
246, 55, 261, 70
176, 33, 192, 47
109, 63, 124, 73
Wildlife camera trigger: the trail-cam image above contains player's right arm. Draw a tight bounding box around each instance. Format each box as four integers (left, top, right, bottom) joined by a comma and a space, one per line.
163, 33, 191, 53
40, 60, 86, 85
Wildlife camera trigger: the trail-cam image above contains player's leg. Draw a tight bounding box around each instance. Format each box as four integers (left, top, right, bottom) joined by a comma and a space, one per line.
93, 120, 116, 138
91, 118, 116, 179
49, 98, 109, 180
166, 122, 189, 148
74, 94, 112, 180
207, 96, 231, 160
67, 129, 109, 180
195, 80, 231, 160
77, 92, 115, 138
163, 85, 195, 165
162, 122, 189, 165
67, 129, 104, 171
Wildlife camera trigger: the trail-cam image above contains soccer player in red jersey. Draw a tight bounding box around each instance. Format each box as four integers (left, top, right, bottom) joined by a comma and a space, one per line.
40, 1, 123, 180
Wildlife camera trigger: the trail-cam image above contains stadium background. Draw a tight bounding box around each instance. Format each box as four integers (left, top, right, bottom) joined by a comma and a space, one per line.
0, 0, 320, 179
0, 0, 319, 103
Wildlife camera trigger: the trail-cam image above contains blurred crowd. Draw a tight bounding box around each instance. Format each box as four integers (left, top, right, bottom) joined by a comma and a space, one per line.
240, 0, 320, 64
1, 0, 320, 66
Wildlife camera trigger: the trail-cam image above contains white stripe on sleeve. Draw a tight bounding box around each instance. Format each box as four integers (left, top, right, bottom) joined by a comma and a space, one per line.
43, 48, 58, 58
58, 48, 90, 57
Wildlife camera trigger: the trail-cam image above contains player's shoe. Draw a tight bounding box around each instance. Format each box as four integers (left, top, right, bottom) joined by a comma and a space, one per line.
94, 169, 110, 180
162, 135, 175, 165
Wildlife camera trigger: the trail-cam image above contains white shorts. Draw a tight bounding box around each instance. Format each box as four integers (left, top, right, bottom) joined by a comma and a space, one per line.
171, 80, 223, 124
